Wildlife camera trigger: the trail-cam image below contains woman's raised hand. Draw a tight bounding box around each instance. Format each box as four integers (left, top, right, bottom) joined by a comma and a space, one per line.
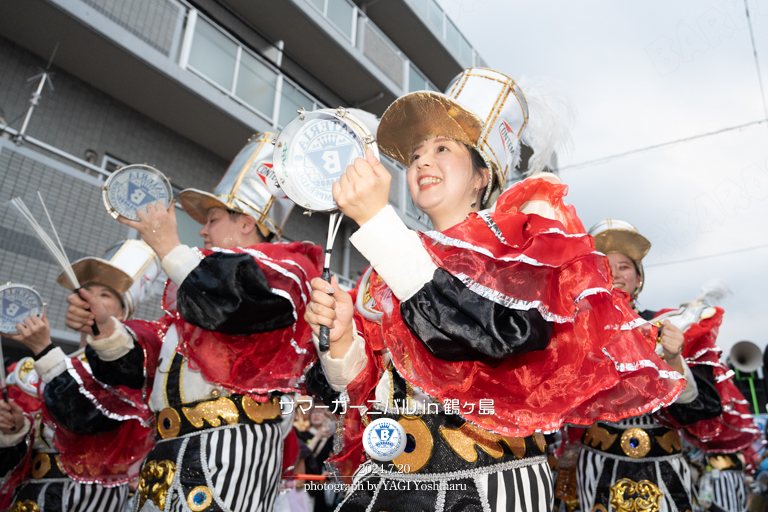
333, 149, 391, 227
305, 275, 356, 358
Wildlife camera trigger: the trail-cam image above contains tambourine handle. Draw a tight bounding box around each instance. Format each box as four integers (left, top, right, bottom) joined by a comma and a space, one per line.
318, 268, 331, 352
76, 288, 100, 337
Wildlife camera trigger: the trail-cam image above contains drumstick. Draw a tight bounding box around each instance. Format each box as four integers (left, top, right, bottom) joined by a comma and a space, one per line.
318, 212, 344, 352
7, 195, 100, 335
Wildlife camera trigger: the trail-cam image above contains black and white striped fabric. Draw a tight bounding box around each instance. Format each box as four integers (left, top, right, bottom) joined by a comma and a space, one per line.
11, 480, 128, 511
712, 469, 749, 512
337, 459, 553, 512
201, 423, 283, 512
136, 422, 283, 512
577, 447, 692, 512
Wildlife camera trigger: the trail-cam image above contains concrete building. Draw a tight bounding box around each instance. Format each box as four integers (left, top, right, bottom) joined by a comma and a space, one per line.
0, 0, 487, 357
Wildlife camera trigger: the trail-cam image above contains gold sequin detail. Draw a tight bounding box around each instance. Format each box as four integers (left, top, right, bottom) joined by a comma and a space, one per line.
182, 397, 239, 428
656, 430, 682, 454
187, 485, 213, 511
242, 396, 281, 424
157, 408, 181, 439
18, 359, 35, 379
610, 478, 662, 512
392, 416, 432, 473
8, 500, 39, 512
30, 453, 51, 479
584, 424, 618, 450
620, 428, 651, 459
439, 422, 526, 463
138, 460, 177, 511
709, 455, 737, 470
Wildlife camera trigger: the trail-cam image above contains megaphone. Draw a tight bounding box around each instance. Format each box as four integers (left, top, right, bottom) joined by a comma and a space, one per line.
728, 340, 763, 373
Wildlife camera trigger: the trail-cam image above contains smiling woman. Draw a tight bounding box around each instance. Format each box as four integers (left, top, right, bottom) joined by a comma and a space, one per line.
303, 68, 688, 512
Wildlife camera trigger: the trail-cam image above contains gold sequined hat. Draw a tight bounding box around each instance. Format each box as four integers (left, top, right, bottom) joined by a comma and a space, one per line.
179, 133, 294, 239
57, 239, 162, 319
588, 219, 651, 294
377, 68, 529, 203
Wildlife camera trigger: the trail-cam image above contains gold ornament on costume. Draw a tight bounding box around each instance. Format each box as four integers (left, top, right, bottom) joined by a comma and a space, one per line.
620, 428, 651, 459
138, 460, 177, 510
30, 453, 51, 479
182, 397, 239, 428
610, 478, 662, 512
439, 422, 531, 463
584, 424, 618, 450
18, 359, 35, 379
187, 485, 214, 511
242, 396, 281, 424
534, 432, 547, 452
392, 416, 432, 473
157, 408, 181, 439
8, 501, 40, 512
708, 455, 737, 470
656, 430, 682, 454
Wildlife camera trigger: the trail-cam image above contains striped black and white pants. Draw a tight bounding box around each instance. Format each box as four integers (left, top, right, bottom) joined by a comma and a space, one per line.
577, 446, 692, 512
337, 458, 554, 512
135, 422, 283, 512
10, 478, 128, 511
711, 469, 749, 512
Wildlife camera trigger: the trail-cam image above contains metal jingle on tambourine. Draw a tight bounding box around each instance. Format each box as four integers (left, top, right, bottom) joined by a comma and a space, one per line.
0, 284, 45, 335
273, 108, 379, 213
101, 164, 173, 221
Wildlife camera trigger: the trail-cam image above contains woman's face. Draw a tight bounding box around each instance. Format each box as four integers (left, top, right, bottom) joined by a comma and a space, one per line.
84, 283, 125, 321
407, 136, 486, 222
607, 253, 641, 297
309, 408, 326, 428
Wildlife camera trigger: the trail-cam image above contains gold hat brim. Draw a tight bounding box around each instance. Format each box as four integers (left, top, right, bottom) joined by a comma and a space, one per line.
58, 258, 134, 295
178, 189, 230, 225
592, 229, 652, 264
377, 91, 484, 168
178, 188, 272, 238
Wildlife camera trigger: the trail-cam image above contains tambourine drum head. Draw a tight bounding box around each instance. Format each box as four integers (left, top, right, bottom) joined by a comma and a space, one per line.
103, 165, 172, 221
275, 112, 370, 212
0, 284, 44, 334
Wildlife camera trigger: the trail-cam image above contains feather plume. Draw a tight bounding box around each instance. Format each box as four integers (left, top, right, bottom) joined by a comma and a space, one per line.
697, 278, 732, 306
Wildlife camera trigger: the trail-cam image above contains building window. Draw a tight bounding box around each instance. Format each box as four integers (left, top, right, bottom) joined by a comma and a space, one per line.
235, 51, 279, 117
188, 18, 238, 92
427, 0, 443, 34
279, 81, 315, 128
102, 154, 128, 173
326, 0, 355, 39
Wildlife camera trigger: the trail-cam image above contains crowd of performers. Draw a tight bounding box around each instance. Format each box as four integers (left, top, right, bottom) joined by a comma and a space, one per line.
0, 67, 763, 512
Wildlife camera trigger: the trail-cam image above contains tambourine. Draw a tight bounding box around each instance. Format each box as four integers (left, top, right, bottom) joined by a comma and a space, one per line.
274, 107, 379, 351
0, 284, 45, 334
102, 164, 172, 221
273, 107, 379, 212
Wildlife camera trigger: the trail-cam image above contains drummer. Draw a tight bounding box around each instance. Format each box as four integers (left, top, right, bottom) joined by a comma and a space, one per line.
0, 241, 161, 511
63, 134, 322, 512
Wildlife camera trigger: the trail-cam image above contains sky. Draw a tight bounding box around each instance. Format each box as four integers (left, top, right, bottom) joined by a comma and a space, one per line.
437, 0, 768, 359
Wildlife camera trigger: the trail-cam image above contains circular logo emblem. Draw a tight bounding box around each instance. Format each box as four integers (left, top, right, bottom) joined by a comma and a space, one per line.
288, 116, 365, 211
362, 418, 407, 461
0, 285, 44, 334
105, 166, 172, 221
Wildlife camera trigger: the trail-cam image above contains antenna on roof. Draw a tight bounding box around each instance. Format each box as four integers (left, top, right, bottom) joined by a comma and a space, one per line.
14, 43, 58, 145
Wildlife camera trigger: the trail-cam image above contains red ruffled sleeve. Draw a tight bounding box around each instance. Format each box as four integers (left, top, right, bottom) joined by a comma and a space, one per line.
370, 178, 684, 437
167, 241, 322, 400
653, 308, 762, 453
40, 318, 168, 486
0, 374, 39, 510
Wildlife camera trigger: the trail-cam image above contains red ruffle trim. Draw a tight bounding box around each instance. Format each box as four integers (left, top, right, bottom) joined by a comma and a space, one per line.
166, 241, 322, 400
653, 308, 762, 452
327, 178, 685, 475
0, 381, 38, 510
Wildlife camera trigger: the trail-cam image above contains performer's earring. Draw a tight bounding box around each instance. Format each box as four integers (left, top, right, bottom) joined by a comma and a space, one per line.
471, 189, 478, 209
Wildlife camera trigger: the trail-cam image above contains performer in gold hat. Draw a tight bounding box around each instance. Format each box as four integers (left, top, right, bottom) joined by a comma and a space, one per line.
64, 134, 322, 512
304, 69, 686, 511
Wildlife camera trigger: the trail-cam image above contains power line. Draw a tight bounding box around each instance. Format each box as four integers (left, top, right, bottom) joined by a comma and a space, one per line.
744, 0, 768, 133
645, 243, 768, 268
558, 119, 767, 171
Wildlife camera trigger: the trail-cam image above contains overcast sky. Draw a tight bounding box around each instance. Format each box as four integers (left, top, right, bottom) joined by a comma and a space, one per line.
437, 0, 768, 359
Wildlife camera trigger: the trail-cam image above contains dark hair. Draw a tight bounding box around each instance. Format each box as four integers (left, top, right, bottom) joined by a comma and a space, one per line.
466, 145, 499, 198
226, 210, 270, 242
82, 282, 125, 311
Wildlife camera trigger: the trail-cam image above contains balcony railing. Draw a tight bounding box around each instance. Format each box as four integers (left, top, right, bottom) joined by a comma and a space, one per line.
405, 0, 480, 68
